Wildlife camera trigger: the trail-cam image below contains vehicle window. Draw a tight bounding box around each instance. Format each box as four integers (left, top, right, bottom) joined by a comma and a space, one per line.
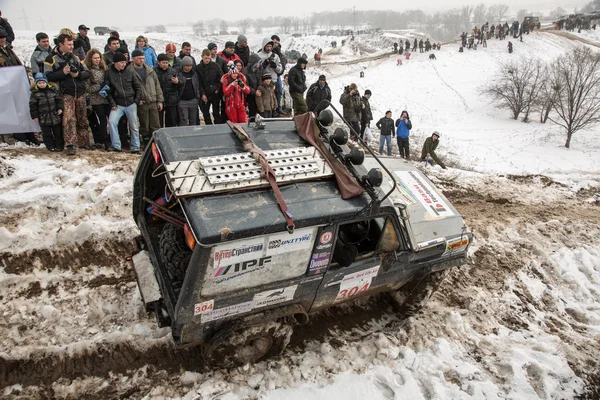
330, 217, 400, 268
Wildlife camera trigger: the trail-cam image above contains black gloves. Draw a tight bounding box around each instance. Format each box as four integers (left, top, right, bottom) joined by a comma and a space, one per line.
269, 60, 277, 68
262, 59, 269, 69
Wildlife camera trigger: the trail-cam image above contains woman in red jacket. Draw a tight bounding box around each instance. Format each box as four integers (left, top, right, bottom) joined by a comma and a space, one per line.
221, 63, 251, 123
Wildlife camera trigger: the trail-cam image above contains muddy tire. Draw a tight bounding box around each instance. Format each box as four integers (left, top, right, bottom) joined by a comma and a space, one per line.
390, 269, 449, 317
159, 223, 192, 281
203, 322, 293, 368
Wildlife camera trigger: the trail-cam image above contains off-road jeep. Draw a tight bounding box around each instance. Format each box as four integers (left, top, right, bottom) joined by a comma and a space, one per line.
94, 26, 111, 35
131, 106, 472, 366
523, 16, 541, 30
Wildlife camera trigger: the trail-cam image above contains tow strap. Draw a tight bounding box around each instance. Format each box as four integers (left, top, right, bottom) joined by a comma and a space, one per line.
227, 122, 295, 233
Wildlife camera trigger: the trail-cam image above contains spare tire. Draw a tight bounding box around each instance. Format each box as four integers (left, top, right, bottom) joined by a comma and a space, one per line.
159, 223, 192, 281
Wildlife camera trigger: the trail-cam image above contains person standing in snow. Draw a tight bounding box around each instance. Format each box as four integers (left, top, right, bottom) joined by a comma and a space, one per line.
104, 36, 120, 66
288, 57, 307, 116
243, 53, 265, 121
129, 49, 164, 143
375, 110, 394, 156
418, 39, 424, 53
395, 110, 412, 159
340, 83, 362, 139
271, 34, 288, 115
219, 41, 242, 73
421, 131, 446, 169
44, 33, 91, 155
177, 56, 200, 126
155, 53, 181, 128
256, 74, 277, 118
508, 41, 513, 53
77, 25, 91, 55
134, 36, 158, 68
165, 43, 181, 70
306, 74, 331, 116
197, 49, 224, 124
30, 32, 52, 74
412, 38, 417, 52
360, 90, 373, 139
84, 49, 111, 150
221, 63, 251, 123
178, 42, 196, 67
29, 73, 63, 151
257, 37, 283, 81
235, 35, 250, 68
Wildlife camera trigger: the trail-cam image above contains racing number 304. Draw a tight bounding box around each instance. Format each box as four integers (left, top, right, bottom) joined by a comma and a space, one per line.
335, 281, 371, 302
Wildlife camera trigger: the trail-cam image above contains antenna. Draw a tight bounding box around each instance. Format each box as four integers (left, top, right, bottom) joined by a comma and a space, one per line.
19, 8, 31, 30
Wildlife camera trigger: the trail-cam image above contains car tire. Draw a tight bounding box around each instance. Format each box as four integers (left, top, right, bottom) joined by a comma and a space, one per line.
159, 223, 192, 282
203, 321, 293, 368
390, 269, 449, 317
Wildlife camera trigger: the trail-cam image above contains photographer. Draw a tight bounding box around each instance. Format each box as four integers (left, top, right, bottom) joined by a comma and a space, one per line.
257, 38, 282, 82
221, 63, 250, 123
44, 33, 91, 155
395, 110, 412, 159
154, 53, 182, 128
339, 83, 361, 139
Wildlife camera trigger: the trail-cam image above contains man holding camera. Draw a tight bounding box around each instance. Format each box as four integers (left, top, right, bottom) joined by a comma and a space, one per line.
257, 38, 282, 82
154, 53, 182, 128
339, 83, 362, 139
44, 33, 91, 155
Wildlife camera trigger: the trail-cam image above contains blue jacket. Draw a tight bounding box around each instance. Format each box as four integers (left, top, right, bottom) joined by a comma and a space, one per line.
396, 118, 412, 138
135, 45, 158, 68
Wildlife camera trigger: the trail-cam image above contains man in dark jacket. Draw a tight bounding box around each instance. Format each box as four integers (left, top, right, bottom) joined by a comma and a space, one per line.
339, 83, 361, 139
288, 57, 307, 115
77, 25, 91, 54
177, 56, 200, 126
306, 74, 331, 116
360, 90, 372, 139
155, 53, 181, 128
44, 33, 90, 155
421, 131, 446, 168
219, 42, 241, 73
235, 35, 250, 68
243, 53, 265, 120
196, 49, 224, 124
30, 32, 52, 74
0, 11, 14, 44
104, 36, 120, 66
376, 111, 394, 156
0, 27, 20, 67
178, 42, 196, 66
103, 31, 128, 52
106, 52, 143, 153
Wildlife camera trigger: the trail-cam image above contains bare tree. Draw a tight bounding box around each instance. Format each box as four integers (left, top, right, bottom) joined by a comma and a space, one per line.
281, 18, 292, 34
549, 7, 567, 20
516, 9, 529, 23
473, 3, 487, 24
486, 4, 509, 22
219, 20, 228, 34
538, 74, 558, 123
254, 21, 263, 34
193, 20, 204, 36
548, 47, 600, 148
208, 23, 216, 35
239, 19, 251, 34
461, 5, 474, 28
480, 57, 545, 121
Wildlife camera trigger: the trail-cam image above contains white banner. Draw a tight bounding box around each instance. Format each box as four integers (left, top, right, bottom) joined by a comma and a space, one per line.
0, 66, 40, 135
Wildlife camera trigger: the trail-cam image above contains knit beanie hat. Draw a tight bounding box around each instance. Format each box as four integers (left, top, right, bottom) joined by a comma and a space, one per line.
113, 52, 127, 63
318, 74, 326, 80
262, 73, 272, 81
131, 49, 144, 58
157, 53, 169, 62
365, 89, 372, 95
227, 61, 237, 73
34, 72, 48, 83
165, 43, 176, 52
181, 56, 193, 66
208, 42, 217, 51
225, 41, 235, 49
237, 34, 247, 44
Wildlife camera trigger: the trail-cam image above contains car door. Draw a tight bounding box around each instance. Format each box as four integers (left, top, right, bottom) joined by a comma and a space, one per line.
309, 215, 403, 311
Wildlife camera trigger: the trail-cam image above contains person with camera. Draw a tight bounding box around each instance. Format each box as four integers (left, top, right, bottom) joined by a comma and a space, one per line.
257, 38, 282, 82
339, 83, 361, 139
177, 56, 200, 126
44, 33, 91, 155
360, 89, 372, 139
287, 57, 307, 116
395, 110, 412, 159
221, 62, 250, 123
196, 49, 224, 125
105, 52, 143, 153
154, 53, 182, 128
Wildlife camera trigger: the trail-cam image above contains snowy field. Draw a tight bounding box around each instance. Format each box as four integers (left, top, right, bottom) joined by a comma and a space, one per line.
1, 27, 600, 399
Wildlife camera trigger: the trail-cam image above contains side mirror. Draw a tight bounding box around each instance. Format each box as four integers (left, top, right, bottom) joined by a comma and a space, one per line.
317, 109, 333, 126
345, 147, 364, 165
331, 127, 348, 145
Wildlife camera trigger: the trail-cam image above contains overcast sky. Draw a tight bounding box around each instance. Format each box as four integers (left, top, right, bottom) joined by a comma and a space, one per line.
0, 0, 587, 32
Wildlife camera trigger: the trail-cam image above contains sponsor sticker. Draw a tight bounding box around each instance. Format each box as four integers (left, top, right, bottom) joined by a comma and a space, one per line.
200, 301, 253, 323
335, 265, 380, 303
266, 227, 315, 256
213, 255, 272, 284
212, 237, 265, 268
320, 232, 333, 244
194, 299, 214, 316
443, 236, 469, 255
394, 171, 455, 218
253, 285, 297, 309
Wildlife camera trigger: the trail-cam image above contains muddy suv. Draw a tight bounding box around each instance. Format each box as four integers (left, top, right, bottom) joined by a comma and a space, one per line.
94, 26, 111, 35
523, 16, 541, 30
131, 107, 472, 366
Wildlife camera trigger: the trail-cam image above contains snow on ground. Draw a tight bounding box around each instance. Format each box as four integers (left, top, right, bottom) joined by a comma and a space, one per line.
2, 27, 600, 399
